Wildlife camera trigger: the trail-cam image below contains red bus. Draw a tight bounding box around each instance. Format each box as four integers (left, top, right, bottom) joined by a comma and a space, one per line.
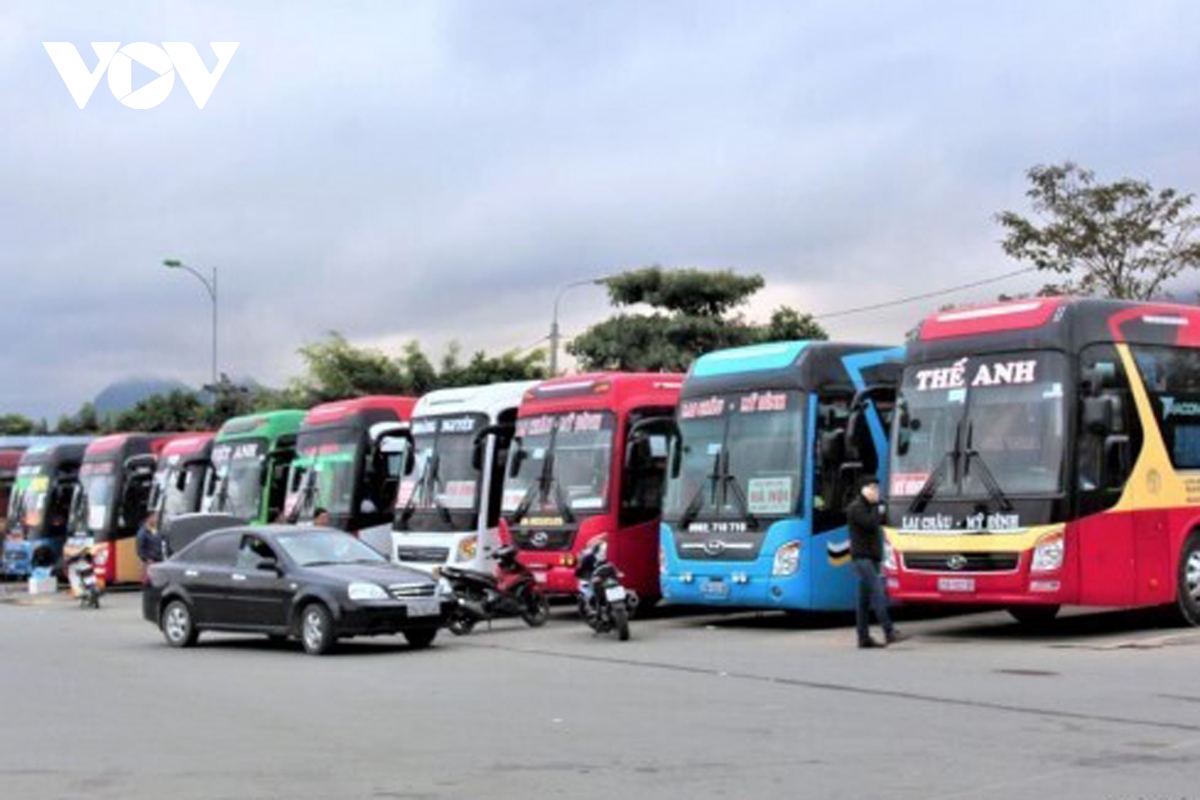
148, 433, 215, 524
502, 373, 683, 609
885, 297, 1200, 626
66, 433, 176, 585
283, 396, 417, 538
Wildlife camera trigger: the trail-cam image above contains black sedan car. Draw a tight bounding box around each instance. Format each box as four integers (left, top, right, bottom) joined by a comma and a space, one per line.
143, 525, 452, 655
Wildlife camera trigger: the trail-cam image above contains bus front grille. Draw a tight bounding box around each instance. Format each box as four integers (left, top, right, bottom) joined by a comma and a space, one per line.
903, 552, 1020, 573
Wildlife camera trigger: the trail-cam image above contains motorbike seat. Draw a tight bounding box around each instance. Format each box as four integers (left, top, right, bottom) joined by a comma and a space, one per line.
441, 566, 496, 584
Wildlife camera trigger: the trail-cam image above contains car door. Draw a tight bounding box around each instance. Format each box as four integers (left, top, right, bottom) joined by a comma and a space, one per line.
183, 531, 240, 625
226, 534, 291, 629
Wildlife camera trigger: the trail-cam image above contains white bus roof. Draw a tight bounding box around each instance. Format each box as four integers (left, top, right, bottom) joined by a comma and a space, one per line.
412, 381, 538, 422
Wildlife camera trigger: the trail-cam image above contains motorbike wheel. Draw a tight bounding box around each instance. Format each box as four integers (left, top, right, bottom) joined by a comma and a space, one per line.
448, 613, 477, 636
611, 601, 630, 641
519, 587, 550, 628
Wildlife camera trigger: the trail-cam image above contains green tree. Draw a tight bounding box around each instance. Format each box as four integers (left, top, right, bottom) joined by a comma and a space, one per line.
0, 414, 40, 435
113, 390, 209, 432
55, 402, 102, 435
997, 162, 1200, 300
568, 266, 827, 372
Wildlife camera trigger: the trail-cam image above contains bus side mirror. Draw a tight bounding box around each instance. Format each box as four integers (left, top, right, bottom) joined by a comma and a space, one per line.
1102, 434, 1131, 489
508, 443, 526, 479
1082, 396, 1114, 436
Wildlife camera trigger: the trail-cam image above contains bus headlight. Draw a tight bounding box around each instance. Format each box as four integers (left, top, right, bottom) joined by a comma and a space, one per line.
1030, 532, 1064, 572
772, 541, 801, 576
659, 545, 666, 575
883, 541, 897, 571
456, 537, 477, 561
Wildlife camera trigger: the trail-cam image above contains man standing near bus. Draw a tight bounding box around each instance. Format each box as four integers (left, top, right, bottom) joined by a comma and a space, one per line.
136, 511, 164, 566
847, 477, 903, 649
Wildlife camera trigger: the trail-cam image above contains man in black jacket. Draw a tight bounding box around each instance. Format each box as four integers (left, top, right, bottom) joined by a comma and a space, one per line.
846, 476, 902, 648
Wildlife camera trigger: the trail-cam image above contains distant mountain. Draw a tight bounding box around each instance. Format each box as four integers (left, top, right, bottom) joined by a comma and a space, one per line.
93, 377, 193, 417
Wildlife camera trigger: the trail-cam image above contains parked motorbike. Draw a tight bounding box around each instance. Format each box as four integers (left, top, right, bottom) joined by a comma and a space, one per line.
575, 541, 632, 641
66, 549, 101, 609
440, 544, 550, 635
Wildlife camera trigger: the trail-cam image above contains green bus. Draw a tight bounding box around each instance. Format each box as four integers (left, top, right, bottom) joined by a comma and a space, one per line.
200, 410, 305, 524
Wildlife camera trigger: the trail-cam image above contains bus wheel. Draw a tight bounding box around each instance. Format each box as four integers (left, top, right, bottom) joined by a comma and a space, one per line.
1007, 605, 1060, 627
1177, 535, 1200, 627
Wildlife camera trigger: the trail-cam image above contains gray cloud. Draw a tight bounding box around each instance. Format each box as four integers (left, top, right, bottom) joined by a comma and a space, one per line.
3, 0, 1200, 418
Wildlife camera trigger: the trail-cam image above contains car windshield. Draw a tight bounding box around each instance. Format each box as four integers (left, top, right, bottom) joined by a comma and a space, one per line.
286, 427, 362, 521
395, 414, 487, 526
890, 351, 1067, 503
70, 460, 117, 534
7, 468, 48, 534
503, 411, 614, 520
204, 439, 267, 520
663, 391, 805, 522
275, 530, 387, 566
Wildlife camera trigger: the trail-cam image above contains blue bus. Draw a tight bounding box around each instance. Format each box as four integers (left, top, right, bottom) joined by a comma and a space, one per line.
659, 341, 902, 611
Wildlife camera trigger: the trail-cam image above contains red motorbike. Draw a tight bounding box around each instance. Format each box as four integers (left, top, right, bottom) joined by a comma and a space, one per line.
440, 545, 550, 635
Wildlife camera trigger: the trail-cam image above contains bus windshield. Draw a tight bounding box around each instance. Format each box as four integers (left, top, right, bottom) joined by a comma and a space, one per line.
890, 351, 1067, 504
72, 461, 118, 534
286, 427, 362, 521
205, 439, 267, 521
396, 414, 487, 530
8, 468, 47, 534
503, 411, 614, 521
664, 391, 805, 523
153, 461, 208, 520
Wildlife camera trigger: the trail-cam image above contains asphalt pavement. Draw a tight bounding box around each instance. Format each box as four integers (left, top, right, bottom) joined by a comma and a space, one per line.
1, 589, 1198, 799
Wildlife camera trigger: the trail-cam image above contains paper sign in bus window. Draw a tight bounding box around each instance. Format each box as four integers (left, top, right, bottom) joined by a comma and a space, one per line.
438, 480, 477, 510
747, 476, 793, 515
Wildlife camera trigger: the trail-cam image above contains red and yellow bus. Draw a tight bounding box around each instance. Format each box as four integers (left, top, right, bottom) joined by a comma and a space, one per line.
66, 433, 177, 585
885, 297, 1200, 625
502, 373, 682, 609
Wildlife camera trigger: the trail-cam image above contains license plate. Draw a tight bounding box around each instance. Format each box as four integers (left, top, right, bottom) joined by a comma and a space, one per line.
605, 585, 627, 603
938, 577, 975, 593
701, 580, 728, 597
533, 572, 547, 584
407, 598, 441, 617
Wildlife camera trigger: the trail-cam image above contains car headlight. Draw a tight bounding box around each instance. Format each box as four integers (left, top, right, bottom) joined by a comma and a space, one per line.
347, 582, 389, 601
1030, 531, 1064, 572
437, 577, 455, 598
883, 540, 897, 571
772, 541, 801, 576
456, 537, 477, 561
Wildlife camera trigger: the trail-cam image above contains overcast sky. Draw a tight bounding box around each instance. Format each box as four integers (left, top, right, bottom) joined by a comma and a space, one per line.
2, 1, 1199, 419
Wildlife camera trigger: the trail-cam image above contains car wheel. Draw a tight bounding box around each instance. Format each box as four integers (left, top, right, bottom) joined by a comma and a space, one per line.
1007, 605, 1060, 627
1177, 534, 1200, 627
404, 627, 438, 649
300, 603, 335, 655
161, 600, 199, 648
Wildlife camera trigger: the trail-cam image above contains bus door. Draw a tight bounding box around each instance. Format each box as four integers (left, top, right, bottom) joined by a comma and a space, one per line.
1075, 345, 1139, 605
621, 412, 675, 589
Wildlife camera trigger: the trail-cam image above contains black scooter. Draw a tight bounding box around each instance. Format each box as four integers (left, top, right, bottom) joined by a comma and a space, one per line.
575, 542, 632, 641
440, 545, 550, 635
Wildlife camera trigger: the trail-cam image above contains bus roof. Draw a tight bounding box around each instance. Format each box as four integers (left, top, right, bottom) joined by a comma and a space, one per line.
301, 396, 418, 430
683, 341, 902, 398
215, 410, 306, 442
82, 433, 175, 462
18, 442, 87, 469
520, 373, 684, 417
413, 381, 538, 422
912, 297, 1200, 358
158, 432, 216, 460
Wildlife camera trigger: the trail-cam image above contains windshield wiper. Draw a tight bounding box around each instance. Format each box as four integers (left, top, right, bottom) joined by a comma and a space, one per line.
907, 420, 963, 515
678, 450, 722, 529
719, 451, 760, 530
962, 422, 1015, 514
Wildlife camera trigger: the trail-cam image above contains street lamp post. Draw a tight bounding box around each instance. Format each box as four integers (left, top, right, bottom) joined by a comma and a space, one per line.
549, 276, 609, 376
163, 258, 218, 388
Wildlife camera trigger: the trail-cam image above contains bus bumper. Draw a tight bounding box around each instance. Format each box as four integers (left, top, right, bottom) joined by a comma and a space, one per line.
661, 567, 808, 609
2, 541, 33, 579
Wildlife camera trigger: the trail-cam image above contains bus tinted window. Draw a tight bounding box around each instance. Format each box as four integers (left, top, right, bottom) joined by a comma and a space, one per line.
1130, 345, 1200, 469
